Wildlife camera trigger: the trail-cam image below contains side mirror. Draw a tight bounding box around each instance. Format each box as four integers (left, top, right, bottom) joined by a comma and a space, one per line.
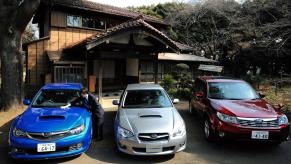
195, 91, 204, 98
173, 99, 180, 104
258, 92, 265, 98
23, 99, 31, 106
112, 100, 120, 106
275, 103, 284, 111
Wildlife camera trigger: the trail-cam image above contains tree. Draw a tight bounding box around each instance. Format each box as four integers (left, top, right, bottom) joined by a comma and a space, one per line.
23, 22, 38, 44
0, 0, 40, 111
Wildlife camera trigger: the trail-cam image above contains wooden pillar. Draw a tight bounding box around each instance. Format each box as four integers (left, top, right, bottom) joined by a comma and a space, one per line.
98, 59, 103, 103
138, 59, 141, 83
154, 53, 159, 84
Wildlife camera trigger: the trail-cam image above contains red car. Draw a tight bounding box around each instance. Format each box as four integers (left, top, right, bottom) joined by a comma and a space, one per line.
189, 76, 290, 144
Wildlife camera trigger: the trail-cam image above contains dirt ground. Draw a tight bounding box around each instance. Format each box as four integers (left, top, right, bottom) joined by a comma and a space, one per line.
1, 102, 291, 164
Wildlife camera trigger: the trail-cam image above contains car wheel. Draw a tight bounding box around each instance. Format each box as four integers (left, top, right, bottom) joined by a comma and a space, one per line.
204, 118, 215, 141
271, 141, 282, 146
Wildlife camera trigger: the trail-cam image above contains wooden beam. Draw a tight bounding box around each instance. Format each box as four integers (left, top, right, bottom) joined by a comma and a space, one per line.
98, 59, 103, 104
86, 30, 179, 53
154, 53, 159, 84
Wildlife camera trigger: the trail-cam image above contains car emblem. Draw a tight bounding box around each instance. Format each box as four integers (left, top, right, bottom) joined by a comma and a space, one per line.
43, 132, 52, 137
150, 134, 158, 139
255, 119, 263, 123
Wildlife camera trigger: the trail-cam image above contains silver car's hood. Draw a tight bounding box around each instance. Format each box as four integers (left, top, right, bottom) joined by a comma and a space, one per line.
119, 107, 179, 133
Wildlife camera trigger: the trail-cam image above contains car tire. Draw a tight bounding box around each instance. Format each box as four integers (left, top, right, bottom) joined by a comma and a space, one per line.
204, 118, 215, 141
271, 141, 282, 146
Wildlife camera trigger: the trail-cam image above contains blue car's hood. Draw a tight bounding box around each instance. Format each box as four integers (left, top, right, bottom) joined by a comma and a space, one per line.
16, 106, 89, 132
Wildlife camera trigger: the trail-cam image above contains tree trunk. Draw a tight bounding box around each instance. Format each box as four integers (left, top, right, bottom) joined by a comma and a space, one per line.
0, 31, 23, 111
0, 0, 40, 111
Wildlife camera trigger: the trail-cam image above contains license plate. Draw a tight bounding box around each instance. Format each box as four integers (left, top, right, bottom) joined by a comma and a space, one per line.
146, 145, 162, 153
37, 143, 56, 152
251, 131, 269, 140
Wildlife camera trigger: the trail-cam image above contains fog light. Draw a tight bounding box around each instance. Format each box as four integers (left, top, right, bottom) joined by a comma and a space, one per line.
77, 143, 83, 149
118, 142, 126, 150
12, 148, 18, 153
180, 142, 186, 147
219, 132, 225, 138
69, 143, 83, 151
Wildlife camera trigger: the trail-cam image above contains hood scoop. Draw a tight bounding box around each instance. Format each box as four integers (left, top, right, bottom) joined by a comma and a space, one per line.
39, 115, 65, 120
139, 115, 162, 118
138, 111, 162, 118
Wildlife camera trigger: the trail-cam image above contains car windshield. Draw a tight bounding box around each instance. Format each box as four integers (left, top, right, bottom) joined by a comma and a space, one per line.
208, 82, 259, 100
32, 89, 81, 107
123, 90, 172, 108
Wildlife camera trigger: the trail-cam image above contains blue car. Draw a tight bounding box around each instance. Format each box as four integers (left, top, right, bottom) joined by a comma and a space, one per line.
9, 83, 92, 159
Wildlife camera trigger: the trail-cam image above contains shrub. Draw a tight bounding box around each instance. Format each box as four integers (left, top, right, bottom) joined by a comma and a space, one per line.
177, 88, 192, 100
168, 88, 178, 98
160, 74, 177, 92
281, 106, 290, 119
173, 63, 190, 80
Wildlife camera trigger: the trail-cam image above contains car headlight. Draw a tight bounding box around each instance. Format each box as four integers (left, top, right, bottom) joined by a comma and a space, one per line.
13, 128, 27, 137
217, 112, 238, 124
278, 115, 289, 125
69, 124, 85, 135
117, 126, 134, 138
173, 119, 186, 137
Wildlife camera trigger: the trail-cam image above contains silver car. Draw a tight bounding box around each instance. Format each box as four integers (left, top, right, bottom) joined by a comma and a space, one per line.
113, 84, 186, 156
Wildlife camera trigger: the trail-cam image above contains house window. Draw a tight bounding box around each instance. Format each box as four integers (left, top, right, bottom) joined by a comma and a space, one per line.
67, 15, 106, 30
67, 15, 82, 27
54, 66, 85, 84
82, 17, 106, 29
140, 61, 164, 82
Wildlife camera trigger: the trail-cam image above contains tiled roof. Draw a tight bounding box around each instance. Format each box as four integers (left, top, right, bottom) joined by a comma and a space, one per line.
65, 17, 193, 53
158, 53, 217, 63
52, 0, 167, 25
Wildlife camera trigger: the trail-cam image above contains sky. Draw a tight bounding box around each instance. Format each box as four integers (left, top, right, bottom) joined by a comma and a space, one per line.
88, 0, 243, 7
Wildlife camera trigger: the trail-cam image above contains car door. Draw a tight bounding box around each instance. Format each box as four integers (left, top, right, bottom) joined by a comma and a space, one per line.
191, 79, 207, 116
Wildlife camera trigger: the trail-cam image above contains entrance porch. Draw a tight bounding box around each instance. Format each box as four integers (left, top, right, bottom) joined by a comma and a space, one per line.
51, 17, 193, 101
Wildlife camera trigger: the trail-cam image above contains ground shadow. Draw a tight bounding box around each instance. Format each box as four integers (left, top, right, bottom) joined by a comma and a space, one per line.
0, 117, 16, 164
1, 102, 291, 164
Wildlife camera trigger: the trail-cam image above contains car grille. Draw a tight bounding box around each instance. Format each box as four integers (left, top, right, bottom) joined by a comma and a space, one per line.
237, 117, 279, 128
138, 133, 169, 142
132, 146, 175, 153
26, 131, 70, 141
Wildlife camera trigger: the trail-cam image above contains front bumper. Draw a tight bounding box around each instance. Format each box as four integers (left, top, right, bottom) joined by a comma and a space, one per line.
9, 128, 92, 159
116, 134, 186, 156
216, 120, 290, 142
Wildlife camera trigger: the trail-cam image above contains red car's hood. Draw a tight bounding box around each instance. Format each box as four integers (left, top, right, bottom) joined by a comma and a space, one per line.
210, 99, 278, 118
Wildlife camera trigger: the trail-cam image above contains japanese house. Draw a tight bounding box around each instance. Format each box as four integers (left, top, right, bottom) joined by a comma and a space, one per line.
23, 0, 215, 96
